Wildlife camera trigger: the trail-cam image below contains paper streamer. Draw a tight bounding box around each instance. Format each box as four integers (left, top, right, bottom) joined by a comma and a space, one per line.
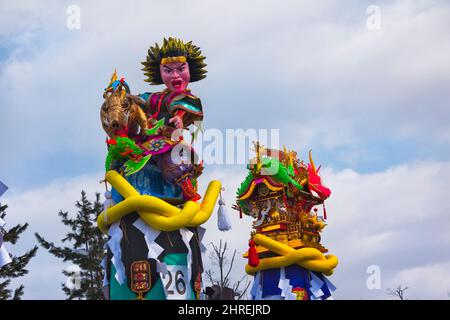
107, 222, 126, 285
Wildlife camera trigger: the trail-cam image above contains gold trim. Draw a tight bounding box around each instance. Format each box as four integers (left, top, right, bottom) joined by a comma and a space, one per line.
161, 56, 187, 64
261, 224, 282, 233
238, 178, 283, 200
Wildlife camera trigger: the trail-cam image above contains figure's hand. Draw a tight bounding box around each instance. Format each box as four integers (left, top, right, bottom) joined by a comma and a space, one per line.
169, 115, 184, 129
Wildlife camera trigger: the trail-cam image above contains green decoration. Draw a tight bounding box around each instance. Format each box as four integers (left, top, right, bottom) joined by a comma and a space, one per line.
105, 136, 151, 176
145, 118, 165, 136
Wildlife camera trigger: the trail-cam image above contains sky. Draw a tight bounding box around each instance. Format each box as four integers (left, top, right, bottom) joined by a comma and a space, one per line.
1, 0, 450, 299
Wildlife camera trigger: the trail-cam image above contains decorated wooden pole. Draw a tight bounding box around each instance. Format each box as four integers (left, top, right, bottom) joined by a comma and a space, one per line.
234, 143, 338, 300
97, 38, 221, 300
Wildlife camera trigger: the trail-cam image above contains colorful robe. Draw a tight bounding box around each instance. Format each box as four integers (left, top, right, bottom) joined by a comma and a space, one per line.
102, 90, 206, 300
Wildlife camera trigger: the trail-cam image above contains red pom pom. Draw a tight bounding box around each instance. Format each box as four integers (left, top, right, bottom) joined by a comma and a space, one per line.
106, 139, 117, 145
248, 239, 259, 267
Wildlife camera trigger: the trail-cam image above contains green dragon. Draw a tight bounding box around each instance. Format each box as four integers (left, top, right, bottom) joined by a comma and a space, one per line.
105, 136, 151, 176
237, 157, 303, 213
104, 119, 165, 176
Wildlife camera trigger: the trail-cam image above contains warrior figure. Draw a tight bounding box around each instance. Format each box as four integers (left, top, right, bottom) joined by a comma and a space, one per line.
137, 37, 207, 202
98, 38, 220, 300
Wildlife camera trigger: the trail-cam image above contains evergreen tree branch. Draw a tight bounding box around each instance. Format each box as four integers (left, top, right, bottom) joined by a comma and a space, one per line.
0, 203, 37, 300
3, 223, 29, 244
34, 192, 107, 300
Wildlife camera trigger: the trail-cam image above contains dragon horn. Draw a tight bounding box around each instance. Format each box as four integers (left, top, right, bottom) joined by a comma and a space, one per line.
289, 151, 294, 168
283, 145, 289, 163
107, 69, 118, 88
309, 150, 317, 173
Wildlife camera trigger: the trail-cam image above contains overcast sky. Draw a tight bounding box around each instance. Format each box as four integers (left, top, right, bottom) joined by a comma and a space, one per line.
1, 0, 450, 299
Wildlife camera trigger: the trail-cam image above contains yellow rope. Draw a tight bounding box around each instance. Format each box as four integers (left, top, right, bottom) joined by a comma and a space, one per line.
97, 170, 221, 233
245, 234, 338, 276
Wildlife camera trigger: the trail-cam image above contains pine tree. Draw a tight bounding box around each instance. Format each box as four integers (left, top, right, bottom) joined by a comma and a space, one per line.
0, 203, 38, 300
35, 191, 108, 300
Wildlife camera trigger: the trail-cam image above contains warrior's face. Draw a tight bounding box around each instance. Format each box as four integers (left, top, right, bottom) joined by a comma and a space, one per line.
160, 61, 190, 92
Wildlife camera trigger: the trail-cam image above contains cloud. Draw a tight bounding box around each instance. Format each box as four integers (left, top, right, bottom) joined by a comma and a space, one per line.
1, 0, 450, 190
321, 160, 450, 299
386, 261, 450, 299
4, 159, 450, 299
1, 0, 450, 299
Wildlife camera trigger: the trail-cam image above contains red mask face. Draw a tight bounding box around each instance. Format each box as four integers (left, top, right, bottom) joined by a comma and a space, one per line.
160, 61, 190, 92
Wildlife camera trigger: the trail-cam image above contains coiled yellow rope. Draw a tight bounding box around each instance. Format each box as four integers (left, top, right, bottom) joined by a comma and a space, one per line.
97, 170, 221, 233
245, 234, 338, 276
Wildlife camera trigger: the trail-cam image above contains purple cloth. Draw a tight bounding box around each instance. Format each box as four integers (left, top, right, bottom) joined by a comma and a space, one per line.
154, 149, 194, 184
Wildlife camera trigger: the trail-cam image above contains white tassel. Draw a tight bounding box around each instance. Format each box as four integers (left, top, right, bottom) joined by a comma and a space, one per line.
0, 217, 12, 268
103, 191, 115, 224
217, 193, 232, 231
0, 217, 6, 248
0, 244, 12, 268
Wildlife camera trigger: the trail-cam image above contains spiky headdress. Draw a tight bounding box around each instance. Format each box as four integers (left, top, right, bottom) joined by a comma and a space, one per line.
142, 37, 207, 85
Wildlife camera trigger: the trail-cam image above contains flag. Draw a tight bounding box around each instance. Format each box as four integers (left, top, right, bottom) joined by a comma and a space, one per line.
0, 180, 7, 197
